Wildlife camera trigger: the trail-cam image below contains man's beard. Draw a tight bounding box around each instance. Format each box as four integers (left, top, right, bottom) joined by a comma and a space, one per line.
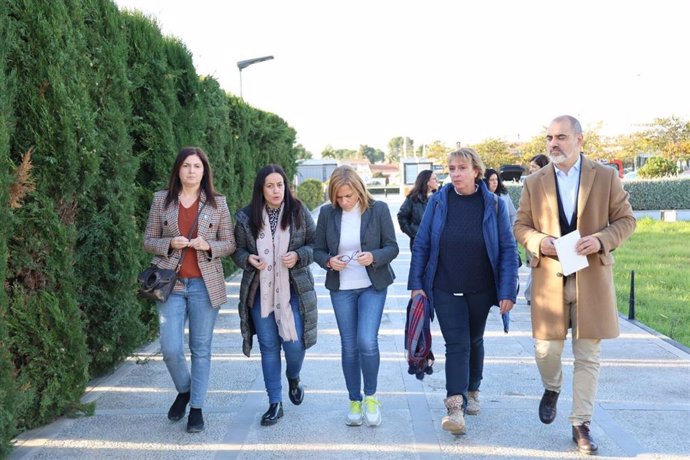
549, 150, 567, 165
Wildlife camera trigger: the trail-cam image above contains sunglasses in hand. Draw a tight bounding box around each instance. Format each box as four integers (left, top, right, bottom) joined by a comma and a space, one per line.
338, 250, 360, 264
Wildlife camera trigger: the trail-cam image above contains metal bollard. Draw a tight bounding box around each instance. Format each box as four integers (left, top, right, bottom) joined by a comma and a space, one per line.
628, 270, 635, 320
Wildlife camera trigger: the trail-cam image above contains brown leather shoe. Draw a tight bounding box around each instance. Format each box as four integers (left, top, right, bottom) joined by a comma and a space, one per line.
538, 389, 559, 424
572, 422, 599, 455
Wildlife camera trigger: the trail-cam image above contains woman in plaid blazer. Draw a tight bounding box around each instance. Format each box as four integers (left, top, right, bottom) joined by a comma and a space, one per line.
144, 147, 236, 433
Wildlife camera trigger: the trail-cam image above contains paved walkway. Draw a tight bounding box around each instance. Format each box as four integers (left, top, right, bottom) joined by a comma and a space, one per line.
10, 195, 690, 459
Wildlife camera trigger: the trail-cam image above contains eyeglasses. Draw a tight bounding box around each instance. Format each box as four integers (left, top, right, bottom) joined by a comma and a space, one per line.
339, 250, 359, 263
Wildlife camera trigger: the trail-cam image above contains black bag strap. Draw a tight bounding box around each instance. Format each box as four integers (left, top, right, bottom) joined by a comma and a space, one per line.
174, 200, 208, 273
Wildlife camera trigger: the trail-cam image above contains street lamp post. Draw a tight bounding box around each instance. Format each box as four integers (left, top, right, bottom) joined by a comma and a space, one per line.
237, 55, 274, 99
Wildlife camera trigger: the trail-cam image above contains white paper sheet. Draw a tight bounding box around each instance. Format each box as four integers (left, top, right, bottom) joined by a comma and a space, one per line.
553, 229, 589, 276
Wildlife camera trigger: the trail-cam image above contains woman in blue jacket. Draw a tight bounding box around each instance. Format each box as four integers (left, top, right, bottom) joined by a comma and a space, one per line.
407, 148, 518, 436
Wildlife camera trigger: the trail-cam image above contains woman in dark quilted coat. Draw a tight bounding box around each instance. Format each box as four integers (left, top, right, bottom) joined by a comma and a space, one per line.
397, 170, 438, 251
232, 164, 317, 427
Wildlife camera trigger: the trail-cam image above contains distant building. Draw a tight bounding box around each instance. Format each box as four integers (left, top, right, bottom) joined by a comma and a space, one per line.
340, 159, 373, 184
369, 163, 400, 185
400, 157, 434, 195
295, 159, 338, 185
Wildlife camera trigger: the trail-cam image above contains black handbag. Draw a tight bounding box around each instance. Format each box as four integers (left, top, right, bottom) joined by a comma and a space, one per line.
137, 266, 178, 302
138, 201, 207, 302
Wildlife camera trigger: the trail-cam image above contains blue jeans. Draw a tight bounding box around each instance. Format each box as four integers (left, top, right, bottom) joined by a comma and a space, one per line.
251, 288, 305, 404
432, 289, 494, 399
157, 277, 219, 408
330, 286, 387, 401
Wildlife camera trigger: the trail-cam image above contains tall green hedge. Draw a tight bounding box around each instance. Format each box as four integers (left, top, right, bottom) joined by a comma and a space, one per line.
5, 0, 91, 430
74, 0, 145, 375
506, 177, 690, 211
1, 0, 301, 453
0, 1, 18, 456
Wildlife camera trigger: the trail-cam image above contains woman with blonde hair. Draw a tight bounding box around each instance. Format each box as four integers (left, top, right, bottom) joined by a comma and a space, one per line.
314, 165, 399, 427
408, 148, 518, 436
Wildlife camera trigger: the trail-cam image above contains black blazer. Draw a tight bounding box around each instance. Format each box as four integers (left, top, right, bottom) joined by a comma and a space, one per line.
314, 200, 399, 291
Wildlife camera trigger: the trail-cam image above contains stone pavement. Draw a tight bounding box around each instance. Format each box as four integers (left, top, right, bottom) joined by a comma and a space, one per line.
10, 194, 690, 459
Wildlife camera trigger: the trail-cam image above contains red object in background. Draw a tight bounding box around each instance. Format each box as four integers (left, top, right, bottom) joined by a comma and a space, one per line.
600, 159, 624, 178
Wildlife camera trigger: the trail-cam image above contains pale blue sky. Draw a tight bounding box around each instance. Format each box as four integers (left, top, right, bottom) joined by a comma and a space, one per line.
114, 0, 690, 156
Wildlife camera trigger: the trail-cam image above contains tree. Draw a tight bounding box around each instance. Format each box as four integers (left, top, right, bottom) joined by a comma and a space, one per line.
423, 141, 450, 169
518, 133, 547, 166
638, 156, 679, 178
581, 122, 609, 160
615, 131, 650, 165
293, 143, 312, 161
387, 136, 414, 163
358, 145, 384, 164
472, 138, 515, 169
321, 145, 356, 160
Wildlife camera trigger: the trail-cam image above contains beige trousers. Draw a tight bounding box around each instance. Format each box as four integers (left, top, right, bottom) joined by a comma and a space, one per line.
534, 275, 601, 425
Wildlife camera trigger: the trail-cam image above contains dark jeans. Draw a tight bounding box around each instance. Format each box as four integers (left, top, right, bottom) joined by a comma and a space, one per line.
433, 289, 495, 399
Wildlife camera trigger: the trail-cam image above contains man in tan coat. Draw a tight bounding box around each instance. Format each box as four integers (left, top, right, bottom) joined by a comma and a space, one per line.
514, 115, 635, 455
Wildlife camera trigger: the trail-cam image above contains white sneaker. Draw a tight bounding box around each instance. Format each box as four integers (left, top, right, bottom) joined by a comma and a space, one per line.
363, 395, 382, 427
346, 401, 363, 426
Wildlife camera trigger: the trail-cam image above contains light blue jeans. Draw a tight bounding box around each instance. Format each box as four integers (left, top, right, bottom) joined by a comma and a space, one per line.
157, 277, 219, 409
251, 287, 305, 404
330, 286, 387, 401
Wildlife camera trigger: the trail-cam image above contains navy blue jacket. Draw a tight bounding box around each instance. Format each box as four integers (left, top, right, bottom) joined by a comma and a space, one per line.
407, 181, 519, 308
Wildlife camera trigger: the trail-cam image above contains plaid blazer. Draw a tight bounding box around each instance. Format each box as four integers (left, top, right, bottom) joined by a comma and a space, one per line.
144, 190, 236, 307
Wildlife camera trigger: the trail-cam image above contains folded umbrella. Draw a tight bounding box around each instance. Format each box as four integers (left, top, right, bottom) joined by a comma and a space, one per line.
501, 311, 510, 333
405, 294, 435, 380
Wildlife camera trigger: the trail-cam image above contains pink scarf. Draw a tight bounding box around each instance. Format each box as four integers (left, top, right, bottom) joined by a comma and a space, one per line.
257, 205, 297, 341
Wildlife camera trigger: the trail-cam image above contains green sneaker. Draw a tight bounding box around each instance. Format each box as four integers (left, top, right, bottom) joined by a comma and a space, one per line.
346, 400, 363, 426
363, 395, 382, 427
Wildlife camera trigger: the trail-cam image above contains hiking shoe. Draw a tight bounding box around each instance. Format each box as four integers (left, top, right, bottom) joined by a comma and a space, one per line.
466, 391, 480, 415
442, 395, 465, 435
167, 391, 190, 421
363, 395, 382, 427
346, 400, 363, 426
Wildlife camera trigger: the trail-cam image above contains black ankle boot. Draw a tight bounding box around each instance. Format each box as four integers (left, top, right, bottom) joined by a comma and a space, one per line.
167, 391, 190, 421
186, 407, 205, 433
288, 377, 304, 405
261, 402, 283, 426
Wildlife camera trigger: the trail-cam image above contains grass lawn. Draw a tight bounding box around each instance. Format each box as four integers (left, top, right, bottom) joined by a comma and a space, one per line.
613, 218, 690, 348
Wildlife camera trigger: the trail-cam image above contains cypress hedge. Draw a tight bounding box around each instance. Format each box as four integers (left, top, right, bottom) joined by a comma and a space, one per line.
75, 0, 146, 375
1, 1, 301, 454
0, 1, 18, 456
5, 0, 91, 431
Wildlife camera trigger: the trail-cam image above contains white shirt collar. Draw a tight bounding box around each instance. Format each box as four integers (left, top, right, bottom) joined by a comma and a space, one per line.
554, 154, 582, 177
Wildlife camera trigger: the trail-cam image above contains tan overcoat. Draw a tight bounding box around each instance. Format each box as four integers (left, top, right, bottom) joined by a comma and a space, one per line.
514, 157, 635, 340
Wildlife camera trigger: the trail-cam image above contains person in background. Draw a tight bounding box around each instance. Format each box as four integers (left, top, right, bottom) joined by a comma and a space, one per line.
232, 164, 317, 426
514, 115, 635, 454
313, 165, 399, 427
397, 170, 438, 251
523, 153, 550, 305
408, 148, 519, 436
529, 154, 550, 174
484, 168, 517, 226
144, 146, 236, 433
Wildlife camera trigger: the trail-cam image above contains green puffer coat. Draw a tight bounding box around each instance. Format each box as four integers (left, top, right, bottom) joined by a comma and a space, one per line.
232, 205, 318, 357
